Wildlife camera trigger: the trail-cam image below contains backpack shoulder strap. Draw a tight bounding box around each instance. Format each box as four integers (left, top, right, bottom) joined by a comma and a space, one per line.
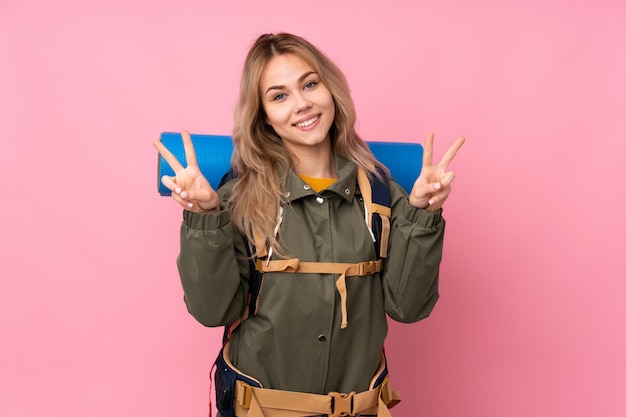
218, 168, 238, 188
357, 167, 391, 258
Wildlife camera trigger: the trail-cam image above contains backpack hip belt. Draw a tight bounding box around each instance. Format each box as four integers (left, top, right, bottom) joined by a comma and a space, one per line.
231, 350, 401, 417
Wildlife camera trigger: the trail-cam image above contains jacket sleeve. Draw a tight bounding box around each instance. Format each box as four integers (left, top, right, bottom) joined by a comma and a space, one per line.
382, 181, 445, 323
176, 192, 250, 327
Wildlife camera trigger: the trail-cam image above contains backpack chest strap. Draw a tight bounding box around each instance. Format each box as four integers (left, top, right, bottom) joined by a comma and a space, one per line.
255, 259, 383, 329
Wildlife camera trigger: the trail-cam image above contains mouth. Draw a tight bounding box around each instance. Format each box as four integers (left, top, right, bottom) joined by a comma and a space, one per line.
294, 115, 320, 128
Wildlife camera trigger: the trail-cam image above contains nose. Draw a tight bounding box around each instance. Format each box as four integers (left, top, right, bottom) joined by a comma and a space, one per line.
293, 92, 312, 113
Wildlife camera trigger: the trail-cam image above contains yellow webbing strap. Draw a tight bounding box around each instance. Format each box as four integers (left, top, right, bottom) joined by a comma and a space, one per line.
228, 344, 401, 417
234, 382, 379, 417
357, 168, 391, 259
256, 259, 383, 329
378, 376, 402, 410
357, 168, 374, 235
371, 203, 391, 258
253, 226, 269, 259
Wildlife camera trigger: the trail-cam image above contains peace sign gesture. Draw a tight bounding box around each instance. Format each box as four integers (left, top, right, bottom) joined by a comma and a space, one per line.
153, 130, 220, 213
409, 132, 465, 212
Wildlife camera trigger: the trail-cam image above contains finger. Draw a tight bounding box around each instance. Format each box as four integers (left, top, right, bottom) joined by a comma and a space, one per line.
422, 132, 434, 167
173, 194, 194, 210
160, 175, 180, 193
410, 179, 432, 200
437, 136, 465, 170
427, 186, 452, 211
179, 189, 202, 201
153, 139, 184, 172
181, 130, 199, 168
181, 189, 220, 212
439, 171, 456, 187
430, 181, 443, 193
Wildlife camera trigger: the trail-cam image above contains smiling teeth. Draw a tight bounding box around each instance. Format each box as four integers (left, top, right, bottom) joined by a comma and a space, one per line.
296, 116, 318, 127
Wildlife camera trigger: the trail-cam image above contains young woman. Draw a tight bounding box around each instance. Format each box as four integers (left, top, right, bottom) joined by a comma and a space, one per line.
154, 33, 464, 417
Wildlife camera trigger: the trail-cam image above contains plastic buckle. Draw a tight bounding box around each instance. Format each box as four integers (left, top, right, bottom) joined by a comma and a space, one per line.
330, 391, 355, 417
236, 381, 253, 409
359, 260, 380, 276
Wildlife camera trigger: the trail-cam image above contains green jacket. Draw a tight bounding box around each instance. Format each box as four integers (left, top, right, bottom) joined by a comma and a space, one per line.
177, 154, 445, 395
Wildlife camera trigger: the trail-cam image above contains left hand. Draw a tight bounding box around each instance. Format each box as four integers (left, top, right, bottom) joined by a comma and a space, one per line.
409, 132, 465, 212
153, 130, 220, 213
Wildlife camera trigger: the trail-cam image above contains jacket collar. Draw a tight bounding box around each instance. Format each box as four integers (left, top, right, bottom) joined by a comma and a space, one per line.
283, 154, 359, 204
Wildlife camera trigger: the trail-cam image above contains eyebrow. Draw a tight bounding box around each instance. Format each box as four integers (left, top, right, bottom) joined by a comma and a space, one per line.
264, 71, 317, 96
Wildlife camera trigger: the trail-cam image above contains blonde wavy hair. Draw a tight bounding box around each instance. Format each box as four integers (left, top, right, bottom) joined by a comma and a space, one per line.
229, 32, 387, 257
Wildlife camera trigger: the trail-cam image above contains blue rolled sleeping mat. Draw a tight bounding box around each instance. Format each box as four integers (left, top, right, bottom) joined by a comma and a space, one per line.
156, 132, 423, 196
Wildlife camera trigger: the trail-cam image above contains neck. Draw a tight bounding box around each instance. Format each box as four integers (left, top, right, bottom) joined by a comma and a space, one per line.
289, 141, 337, 178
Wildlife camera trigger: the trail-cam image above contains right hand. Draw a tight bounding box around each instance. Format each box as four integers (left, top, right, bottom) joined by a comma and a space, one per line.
408, 132, 465, 212
153, 130, 220, 213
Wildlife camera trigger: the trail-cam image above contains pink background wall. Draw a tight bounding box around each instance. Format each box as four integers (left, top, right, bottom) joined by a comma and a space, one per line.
1, 0, 625, 416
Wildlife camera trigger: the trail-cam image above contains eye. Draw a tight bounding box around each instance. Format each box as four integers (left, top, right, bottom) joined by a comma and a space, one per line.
272, 92, 286, 101
304, 80, 318, 90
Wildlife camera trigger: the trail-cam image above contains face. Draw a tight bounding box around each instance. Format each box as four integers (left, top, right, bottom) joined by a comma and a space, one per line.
259, 53, 335, 155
